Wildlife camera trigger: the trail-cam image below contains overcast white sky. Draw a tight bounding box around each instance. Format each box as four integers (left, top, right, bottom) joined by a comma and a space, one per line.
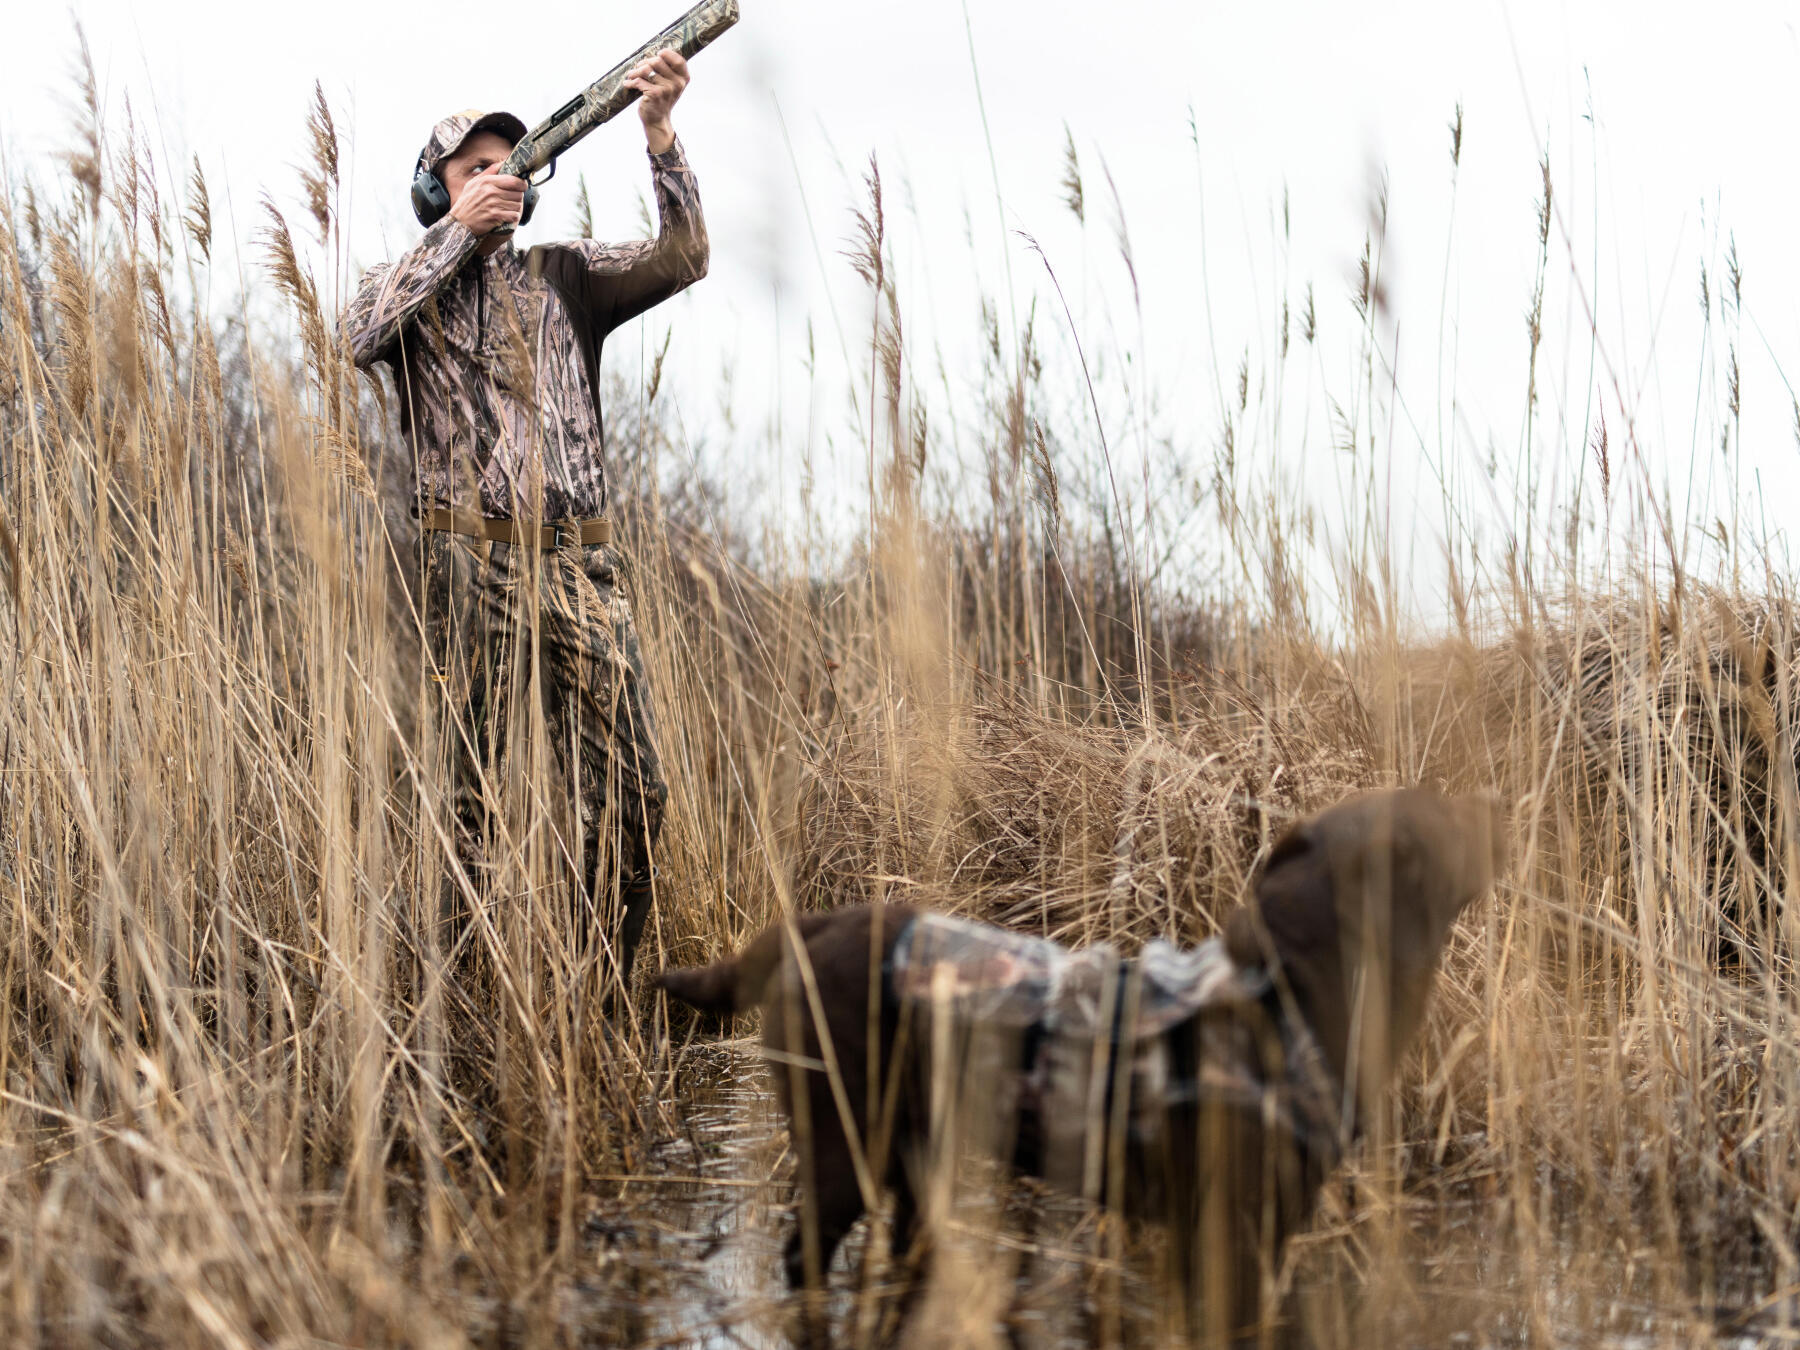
6, 0, 1800, 600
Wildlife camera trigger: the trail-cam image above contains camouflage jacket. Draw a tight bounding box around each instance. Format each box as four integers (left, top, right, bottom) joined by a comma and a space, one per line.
887, 912, 1343, 1194
342, 140, 707, 520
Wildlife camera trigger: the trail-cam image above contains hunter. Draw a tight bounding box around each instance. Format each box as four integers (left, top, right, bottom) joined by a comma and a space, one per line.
341, 50, 706, 995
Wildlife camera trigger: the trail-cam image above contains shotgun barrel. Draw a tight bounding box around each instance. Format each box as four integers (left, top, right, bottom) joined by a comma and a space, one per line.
498, 0, 739, 183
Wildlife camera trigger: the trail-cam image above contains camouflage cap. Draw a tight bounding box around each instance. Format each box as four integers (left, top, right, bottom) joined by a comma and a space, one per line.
417, 109, 529, 175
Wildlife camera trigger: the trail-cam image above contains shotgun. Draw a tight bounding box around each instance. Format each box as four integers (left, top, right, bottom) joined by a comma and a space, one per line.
495, 0, 739, 229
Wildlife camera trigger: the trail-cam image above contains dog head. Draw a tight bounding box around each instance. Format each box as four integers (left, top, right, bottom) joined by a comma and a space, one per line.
1225, 788, 1506, 1112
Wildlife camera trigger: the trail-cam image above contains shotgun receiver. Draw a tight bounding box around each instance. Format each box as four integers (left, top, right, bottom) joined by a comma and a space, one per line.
498, 0, 739, 192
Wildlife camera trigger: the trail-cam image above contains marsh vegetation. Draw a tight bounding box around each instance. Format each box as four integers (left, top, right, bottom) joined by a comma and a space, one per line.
3, 50, 1799, 1348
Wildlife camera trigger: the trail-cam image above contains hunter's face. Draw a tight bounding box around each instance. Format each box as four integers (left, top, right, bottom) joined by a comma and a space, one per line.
441, 131, 515, 206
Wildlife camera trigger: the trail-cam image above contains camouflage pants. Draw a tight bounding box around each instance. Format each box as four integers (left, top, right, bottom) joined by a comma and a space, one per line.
420, 529, 667, 966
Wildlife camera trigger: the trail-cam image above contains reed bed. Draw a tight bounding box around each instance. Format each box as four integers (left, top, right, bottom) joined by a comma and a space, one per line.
3, 66, 1799, 1348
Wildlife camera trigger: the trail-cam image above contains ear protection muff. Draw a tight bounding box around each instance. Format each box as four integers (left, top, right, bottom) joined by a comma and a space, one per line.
411, 161, 451, 227
411, 157, 541, 230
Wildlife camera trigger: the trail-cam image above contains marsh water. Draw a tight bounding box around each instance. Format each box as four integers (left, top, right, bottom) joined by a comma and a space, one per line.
539, 1040, 1782, 1349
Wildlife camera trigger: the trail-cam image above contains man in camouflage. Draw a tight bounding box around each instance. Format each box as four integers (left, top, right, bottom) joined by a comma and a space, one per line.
341, 49, 705, 996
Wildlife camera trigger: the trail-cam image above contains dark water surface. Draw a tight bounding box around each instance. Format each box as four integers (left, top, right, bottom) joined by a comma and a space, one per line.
571, 1038, 791, 1348
556, 1041, 1781, 1349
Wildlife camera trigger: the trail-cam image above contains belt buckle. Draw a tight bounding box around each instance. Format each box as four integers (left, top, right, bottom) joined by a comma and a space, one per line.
550, 522, 572, 550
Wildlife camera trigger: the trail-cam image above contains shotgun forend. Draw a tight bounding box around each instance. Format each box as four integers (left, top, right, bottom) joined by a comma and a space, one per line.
498, 0, 739, 182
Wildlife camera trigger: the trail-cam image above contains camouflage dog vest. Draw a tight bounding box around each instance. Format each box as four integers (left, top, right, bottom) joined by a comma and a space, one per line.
886, 912, 1343, 1195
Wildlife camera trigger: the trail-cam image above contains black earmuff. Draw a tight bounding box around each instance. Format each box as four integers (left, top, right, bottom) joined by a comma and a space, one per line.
411, 159, 540, 230
411, 161, 450, 227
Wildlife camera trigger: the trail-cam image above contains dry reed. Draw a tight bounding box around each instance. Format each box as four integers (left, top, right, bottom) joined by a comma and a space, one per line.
1, 61, 1797, 1350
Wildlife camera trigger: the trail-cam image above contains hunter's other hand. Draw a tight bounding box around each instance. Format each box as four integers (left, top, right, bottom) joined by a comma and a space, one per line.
450, 167, 527, 236
626, 48, 688, 154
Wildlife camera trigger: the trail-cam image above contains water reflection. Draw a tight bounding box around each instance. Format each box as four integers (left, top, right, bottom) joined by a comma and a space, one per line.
566, 1040, 1780, 1349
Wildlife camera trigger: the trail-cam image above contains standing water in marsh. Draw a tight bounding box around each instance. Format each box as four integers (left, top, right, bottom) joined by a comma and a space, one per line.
552, 1042, 1780, 1348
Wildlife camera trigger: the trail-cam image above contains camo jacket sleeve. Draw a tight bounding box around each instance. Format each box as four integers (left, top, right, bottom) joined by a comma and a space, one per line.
531, 136, 708, 339
341, 214, 483, 368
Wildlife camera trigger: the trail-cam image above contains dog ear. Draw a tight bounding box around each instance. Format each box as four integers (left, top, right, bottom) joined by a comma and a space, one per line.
1258, 821, 1314, 878
1228, 823, 1338, 970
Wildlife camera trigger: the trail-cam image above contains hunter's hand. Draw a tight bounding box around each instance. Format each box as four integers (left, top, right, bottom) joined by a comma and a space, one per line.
450, 167, 527, 236
626, 48, 688, 154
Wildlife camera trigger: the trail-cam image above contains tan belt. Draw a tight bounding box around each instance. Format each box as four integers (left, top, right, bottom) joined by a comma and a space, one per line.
423, 507, 611, 550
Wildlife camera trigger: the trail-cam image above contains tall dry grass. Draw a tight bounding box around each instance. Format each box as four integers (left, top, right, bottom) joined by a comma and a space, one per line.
4, 58, 1800, 1348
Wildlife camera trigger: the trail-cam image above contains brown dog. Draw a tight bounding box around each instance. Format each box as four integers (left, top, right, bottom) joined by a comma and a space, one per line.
659, 788, 1504, 1342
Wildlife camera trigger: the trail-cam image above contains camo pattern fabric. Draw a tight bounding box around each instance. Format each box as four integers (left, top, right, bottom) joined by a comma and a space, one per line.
418, 110, 527, 176
888, 913, 1248, 1037
342, 139, 706, 520
888, 913, 1343, 1187
497, 0, 738, 180
421, 529, 667, 910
